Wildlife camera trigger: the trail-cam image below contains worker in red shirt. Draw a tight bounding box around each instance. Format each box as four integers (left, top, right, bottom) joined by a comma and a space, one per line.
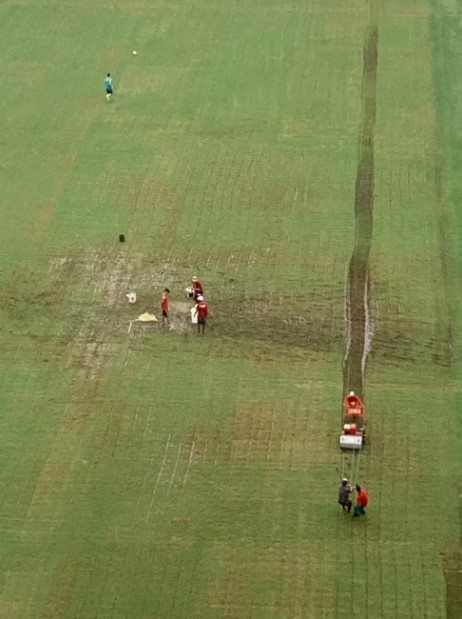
160, 288, 170, 327
194, 295, 208, 334
191, 276, 204, 300
353, 484, 368, 517
346, 390, 361, 406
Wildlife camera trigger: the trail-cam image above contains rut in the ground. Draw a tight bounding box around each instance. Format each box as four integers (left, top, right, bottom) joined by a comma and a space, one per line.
343, 24, 378, 398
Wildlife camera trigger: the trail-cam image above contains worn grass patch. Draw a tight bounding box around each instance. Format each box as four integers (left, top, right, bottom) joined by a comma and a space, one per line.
0, 0, 461, 616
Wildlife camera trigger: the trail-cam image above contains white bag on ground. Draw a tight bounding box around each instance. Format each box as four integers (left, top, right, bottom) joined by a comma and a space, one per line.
190, 306, 198, 324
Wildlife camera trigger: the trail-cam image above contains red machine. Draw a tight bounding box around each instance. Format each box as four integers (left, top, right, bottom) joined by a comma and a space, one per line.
339, 391, 366, 450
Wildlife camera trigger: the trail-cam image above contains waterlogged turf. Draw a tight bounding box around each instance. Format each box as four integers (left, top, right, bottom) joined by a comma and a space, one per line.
0, 0, 461, 616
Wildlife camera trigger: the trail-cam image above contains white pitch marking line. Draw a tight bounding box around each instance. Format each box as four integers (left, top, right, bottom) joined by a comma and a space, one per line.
167, 443, 183, 494
182, 442, 196, 487
145, 434, 171, 523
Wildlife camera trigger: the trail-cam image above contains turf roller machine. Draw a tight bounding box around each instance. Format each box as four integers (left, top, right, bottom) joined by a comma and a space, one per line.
339, 391, 366, 450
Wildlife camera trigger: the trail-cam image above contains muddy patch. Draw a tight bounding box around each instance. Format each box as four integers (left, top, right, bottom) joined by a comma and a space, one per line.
444, 539, 462, 618
343, 24, 378, 396
231, 402, 281, 463
228, 401, 330, 465
37, 549, 80, 618
185, 404, 316, 466
218, 287, 344, 357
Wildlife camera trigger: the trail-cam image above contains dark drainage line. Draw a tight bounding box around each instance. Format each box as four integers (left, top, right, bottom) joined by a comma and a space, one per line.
343, 24, 378, 398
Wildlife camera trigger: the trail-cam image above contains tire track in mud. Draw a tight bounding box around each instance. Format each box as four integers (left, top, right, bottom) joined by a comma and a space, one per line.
337, 23, 378, 616
343, 23, 378, 397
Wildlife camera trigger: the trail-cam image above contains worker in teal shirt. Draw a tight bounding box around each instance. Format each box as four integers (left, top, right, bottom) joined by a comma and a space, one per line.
103, 73, 113, 101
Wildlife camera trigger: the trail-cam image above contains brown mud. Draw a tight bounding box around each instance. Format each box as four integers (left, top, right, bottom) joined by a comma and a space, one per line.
445, 535, 462, 618
343, 25, 378, 397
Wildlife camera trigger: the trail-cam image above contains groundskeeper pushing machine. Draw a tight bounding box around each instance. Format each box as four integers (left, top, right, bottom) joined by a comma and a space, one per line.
339, 391, 366, 450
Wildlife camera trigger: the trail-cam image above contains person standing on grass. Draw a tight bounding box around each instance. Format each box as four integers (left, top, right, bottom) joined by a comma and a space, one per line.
103, 73, 113, 101
194, 295, 208, 334
338, 478, 352, 514
353, 484, 368, 517
161, 288, 170, 327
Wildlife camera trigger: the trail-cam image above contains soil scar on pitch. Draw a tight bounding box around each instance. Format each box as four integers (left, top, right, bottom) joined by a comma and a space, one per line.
343, 24, 378, 397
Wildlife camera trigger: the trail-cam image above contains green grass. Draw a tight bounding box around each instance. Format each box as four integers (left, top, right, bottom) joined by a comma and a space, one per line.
0, 0, 461, 616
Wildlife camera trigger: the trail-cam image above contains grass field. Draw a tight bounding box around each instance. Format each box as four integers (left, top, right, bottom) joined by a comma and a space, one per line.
0, 0, 461, 617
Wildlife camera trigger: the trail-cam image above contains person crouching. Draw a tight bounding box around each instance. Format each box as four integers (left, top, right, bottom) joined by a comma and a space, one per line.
191, 276, 204, 300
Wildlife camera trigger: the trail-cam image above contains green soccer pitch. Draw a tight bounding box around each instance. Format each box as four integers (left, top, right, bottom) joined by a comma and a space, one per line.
0, 0, 461, 616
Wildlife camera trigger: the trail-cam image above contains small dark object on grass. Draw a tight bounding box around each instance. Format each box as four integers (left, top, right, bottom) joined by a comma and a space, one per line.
119, 234, 125, 243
